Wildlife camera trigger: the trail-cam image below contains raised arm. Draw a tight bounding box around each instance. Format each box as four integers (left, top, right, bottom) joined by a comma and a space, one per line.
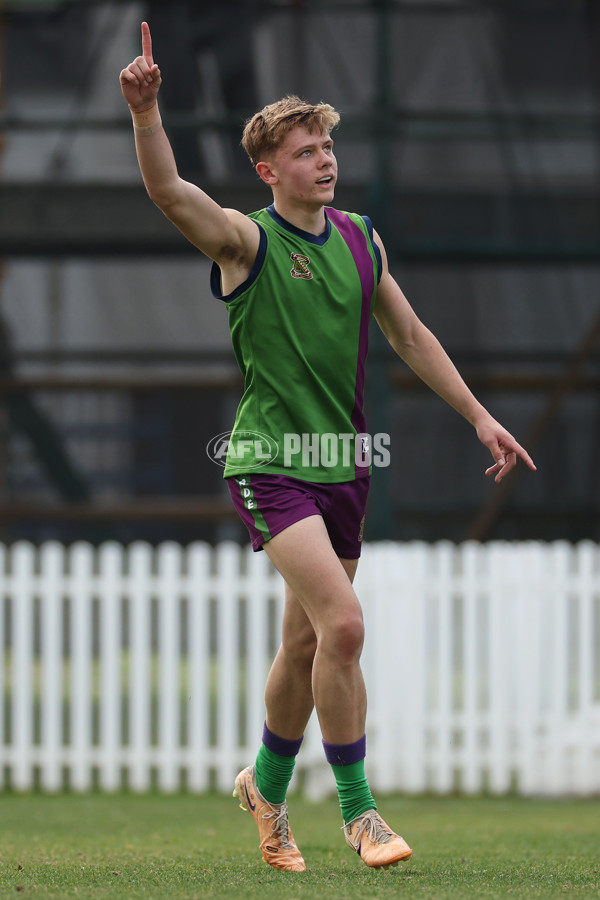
119, 22, 258, 268
372, 232, 536, 483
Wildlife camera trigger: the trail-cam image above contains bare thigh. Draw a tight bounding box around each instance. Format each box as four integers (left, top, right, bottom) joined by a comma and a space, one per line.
264, 515, 361, 639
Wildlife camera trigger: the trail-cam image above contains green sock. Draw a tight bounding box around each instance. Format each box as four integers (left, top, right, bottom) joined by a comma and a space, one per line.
255, 744, 296, 805
330, 759, 377, 824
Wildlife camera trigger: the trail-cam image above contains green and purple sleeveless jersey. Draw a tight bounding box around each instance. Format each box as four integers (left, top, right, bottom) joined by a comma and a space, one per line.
210, 204, 382, 482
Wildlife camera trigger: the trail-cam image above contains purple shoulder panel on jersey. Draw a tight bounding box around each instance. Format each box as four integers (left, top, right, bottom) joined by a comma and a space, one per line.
325, 208, 375, 479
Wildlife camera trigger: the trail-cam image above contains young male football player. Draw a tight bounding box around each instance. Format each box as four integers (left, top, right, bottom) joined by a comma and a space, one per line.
120, 22, 536, 872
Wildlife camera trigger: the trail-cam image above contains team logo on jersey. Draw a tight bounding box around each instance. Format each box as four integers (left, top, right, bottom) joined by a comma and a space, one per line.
290, 253, 313, 280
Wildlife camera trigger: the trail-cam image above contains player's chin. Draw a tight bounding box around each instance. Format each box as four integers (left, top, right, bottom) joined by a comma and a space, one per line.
316, 182, 335, 201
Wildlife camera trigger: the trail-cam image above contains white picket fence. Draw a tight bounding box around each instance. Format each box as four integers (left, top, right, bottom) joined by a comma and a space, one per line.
1, 539, 599, 797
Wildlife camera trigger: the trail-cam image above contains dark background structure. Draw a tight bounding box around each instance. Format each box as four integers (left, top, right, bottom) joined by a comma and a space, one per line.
0, 0, 599, 546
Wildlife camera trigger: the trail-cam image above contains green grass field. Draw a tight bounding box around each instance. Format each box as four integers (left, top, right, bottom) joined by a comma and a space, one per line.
0, 792, 598, 899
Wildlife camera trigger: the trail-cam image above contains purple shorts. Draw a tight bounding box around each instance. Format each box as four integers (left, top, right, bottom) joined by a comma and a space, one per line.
227, 472, 370, 559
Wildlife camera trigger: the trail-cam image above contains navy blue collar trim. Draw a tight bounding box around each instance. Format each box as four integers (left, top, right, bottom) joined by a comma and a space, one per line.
266, 204, 331, 245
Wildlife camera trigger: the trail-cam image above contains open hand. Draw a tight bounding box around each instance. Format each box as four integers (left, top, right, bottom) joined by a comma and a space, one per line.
119, 21, 161, 111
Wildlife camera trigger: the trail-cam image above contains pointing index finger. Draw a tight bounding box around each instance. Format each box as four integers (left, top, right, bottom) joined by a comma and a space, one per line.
141, 21, 153, 65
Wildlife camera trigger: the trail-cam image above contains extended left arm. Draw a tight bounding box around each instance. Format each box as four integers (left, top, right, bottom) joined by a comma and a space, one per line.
373, 235, 536, 483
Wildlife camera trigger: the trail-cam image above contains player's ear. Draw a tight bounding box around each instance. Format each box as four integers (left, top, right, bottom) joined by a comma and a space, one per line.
256, 160, 278, 185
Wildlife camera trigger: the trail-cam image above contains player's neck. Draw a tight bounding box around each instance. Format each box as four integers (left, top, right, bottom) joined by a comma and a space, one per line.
272, 199, 328, 237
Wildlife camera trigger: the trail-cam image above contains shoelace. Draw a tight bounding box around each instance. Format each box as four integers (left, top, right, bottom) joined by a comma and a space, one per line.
262, 803, 294, 849
344, 810, 393, 846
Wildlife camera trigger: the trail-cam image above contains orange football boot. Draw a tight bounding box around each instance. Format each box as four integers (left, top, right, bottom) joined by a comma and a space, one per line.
233, 766, 306, 872
343, 809, 412, 868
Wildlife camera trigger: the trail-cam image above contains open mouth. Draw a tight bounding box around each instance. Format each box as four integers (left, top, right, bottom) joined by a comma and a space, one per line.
316, 176, 333, 185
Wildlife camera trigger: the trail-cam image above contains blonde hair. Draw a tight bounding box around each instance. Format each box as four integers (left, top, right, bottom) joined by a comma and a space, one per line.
241, 95, 340, 165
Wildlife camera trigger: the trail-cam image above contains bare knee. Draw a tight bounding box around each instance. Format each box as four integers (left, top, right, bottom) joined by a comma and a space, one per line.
320, 612, 365, 666
283, 625, 318, 670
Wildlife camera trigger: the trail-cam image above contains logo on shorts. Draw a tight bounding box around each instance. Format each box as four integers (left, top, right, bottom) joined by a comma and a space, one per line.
235, 476, 257, 510
206, 430, 279, 469
290, 253, 313, 280
358, 515, 365, 542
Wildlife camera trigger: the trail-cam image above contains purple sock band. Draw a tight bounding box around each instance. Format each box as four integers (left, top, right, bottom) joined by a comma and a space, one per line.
322, 735, 367, 766
262, 722, 303, 758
